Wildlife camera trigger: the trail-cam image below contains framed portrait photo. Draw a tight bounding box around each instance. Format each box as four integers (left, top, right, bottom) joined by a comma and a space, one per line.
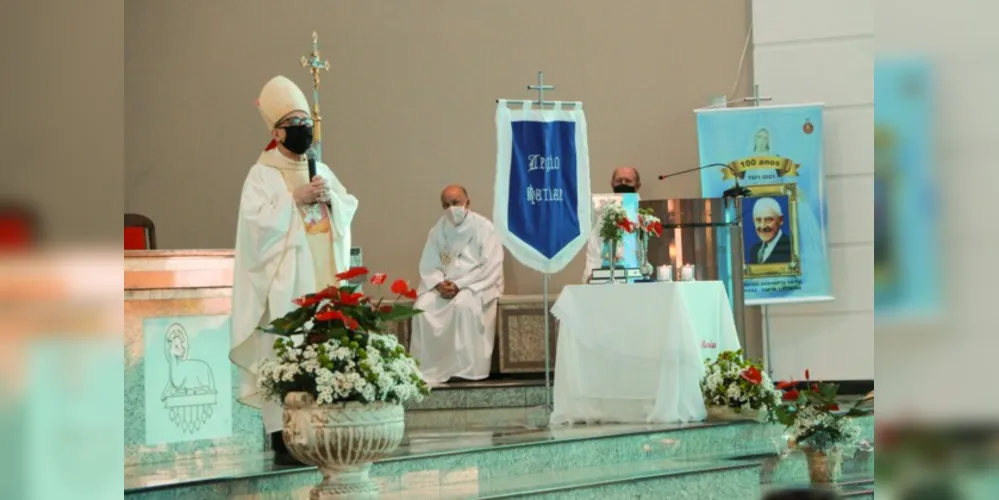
742, 183, 801, 278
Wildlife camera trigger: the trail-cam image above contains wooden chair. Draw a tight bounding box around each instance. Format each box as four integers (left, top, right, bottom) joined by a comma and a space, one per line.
124, 213, 157, 250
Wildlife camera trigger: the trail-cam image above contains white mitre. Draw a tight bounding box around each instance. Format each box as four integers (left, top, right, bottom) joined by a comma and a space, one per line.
256, 75, 311, 129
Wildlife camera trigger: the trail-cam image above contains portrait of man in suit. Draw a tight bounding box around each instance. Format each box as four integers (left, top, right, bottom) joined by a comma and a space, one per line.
747, 196, 793, 265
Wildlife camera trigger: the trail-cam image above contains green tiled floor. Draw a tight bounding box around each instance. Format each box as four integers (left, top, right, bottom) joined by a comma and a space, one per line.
125, 379, 874, 499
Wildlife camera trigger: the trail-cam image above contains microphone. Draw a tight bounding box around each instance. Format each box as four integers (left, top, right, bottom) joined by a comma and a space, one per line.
657, 162, 749, 199
305, 149, 330, 208
306, 148, 317, 181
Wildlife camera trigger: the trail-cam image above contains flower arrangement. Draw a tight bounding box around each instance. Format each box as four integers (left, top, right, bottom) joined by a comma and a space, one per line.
598, 203, 637, 243
700, 350, 782, 422
775, 370, 872, 453
637, 208, 663, 240
255, 267, 431, 406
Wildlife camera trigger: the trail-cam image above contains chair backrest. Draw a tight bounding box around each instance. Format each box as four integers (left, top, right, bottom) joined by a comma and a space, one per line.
124, 213, 156, 250
0, 203, 38, 250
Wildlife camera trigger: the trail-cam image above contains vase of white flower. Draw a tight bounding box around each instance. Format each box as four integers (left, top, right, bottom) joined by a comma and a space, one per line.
801, 446, 843, 484
282, 393, 404, 498
775, 369, 872, 485
700, 350, 781, 422
256, 267, 431, 498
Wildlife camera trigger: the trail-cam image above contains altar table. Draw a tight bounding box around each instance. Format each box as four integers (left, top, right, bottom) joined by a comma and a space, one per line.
549, 281, 740, 425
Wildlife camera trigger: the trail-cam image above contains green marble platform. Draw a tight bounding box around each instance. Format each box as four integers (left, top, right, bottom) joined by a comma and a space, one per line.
124, 409, 874, 499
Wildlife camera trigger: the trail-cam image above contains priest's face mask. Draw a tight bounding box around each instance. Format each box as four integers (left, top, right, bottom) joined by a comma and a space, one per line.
272, 112, 315, 155
611, 168, 641, 194
441, 189, 470, 226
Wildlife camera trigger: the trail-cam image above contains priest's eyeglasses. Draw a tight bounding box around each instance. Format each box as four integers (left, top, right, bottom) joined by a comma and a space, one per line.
278, 117, 314, 128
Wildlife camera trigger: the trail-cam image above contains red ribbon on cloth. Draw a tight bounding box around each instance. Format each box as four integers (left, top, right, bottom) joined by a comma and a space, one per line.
264, 139, 278, 151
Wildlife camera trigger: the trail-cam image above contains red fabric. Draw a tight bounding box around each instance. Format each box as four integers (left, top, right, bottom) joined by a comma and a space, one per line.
124, 226, 148, 250
0, 215, 32, 249
265, 139, 278, 151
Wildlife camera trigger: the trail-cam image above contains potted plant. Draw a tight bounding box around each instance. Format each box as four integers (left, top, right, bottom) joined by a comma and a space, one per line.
255, 267, 430, 498
636, 208, 664, 279
775, 370, 873, 484
700, 350, 781, 422
598, 203, 636, 282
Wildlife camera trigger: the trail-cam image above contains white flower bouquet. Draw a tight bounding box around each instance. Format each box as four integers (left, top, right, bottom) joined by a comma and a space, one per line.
255, 266, 431, 406
775, 370, 871, 453
700, 350, 782, 422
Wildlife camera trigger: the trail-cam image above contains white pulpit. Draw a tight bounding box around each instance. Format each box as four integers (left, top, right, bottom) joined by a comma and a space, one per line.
549, 281, 741, 425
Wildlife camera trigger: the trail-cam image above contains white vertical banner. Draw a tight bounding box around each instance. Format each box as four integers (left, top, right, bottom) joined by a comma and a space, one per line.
493, 100, 592, 273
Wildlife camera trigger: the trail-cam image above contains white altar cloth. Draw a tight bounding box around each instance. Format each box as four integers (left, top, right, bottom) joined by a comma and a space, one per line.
549, 281, 741, 425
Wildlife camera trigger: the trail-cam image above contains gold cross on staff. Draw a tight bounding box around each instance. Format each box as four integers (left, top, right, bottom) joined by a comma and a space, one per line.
301, 31, 330, 90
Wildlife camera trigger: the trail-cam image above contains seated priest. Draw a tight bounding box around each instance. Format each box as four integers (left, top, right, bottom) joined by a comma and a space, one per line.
410, 185, 504, 386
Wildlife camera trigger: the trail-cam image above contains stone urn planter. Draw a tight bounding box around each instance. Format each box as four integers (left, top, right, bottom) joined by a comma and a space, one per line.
706, 405, 764, 422
801, 446, 843, 484
282, 392, 405, 499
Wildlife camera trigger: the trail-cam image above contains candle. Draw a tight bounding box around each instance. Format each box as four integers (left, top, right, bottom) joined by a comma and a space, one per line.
680, 264, 696, 281
657, 264, 673, 281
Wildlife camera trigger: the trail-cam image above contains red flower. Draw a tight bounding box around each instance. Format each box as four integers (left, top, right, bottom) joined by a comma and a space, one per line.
336, 289, 365, 306
378, 305, 393, 313
315, 309, 345, 322
293, 295, 322, 307
826, 403, 840, 412
776, 380, 795, 390
335, 267, 369, 281
402, 288, 418, 300
805, 369, 810, 381
649, 221, 663, 237
390, 279, 409, 295
616, 217, 635, 233
782, 389, 800, 401
315, 285, 339, 300
315, 308, 360, 330
739, 366, 763, 385
370, 273, 387, 285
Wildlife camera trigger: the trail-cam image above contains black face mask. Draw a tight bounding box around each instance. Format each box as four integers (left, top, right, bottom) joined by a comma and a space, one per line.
281, 125, 314, 155
613, 184, 637, 193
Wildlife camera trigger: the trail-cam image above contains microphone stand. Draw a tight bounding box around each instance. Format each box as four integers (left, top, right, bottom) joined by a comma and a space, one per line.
656, 161, 748, 350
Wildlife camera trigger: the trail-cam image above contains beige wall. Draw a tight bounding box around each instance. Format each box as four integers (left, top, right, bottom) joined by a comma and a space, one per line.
125, 0, 752, 295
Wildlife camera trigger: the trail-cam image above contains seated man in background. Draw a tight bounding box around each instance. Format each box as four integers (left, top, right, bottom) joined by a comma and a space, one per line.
410, 185, 504, 386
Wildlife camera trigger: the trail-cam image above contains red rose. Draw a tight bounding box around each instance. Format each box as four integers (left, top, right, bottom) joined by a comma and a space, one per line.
335, 267, 369, 281
370, 273, 387, 285
739, 366, 763, 385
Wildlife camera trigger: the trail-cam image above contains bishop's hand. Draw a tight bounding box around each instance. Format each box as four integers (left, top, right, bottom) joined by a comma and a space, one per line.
293, 177, 329, 205
436, 280, 458, 299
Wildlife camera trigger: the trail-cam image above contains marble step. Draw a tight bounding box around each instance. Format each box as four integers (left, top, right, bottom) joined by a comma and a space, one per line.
406, 379, 551, 411
739, 445, 875, 485
127, 458, 761, 500
763, 477, 875, 499
126, 415, 873, 497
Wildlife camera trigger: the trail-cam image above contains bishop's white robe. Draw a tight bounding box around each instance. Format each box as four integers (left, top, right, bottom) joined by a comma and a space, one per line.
229, 148, 358, 434
410, 212, 504, 385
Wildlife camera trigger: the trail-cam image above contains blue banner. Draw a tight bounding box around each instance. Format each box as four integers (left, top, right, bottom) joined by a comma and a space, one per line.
697, 104, 833, 305
494, 101, 592, 273
874, 59, 941, 320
